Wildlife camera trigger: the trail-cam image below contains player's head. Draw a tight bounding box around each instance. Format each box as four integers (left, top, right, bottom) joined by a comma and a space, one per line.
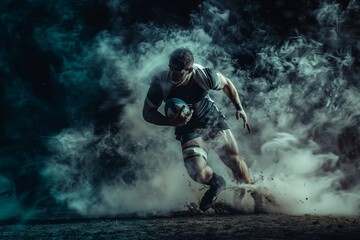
168, 48, 194, 85
169, 48, 194, 70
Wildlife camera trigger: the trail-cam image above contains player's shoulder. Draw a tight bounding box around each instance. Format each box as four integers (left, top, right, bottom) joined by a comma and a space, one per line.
193, 63, 217, 78
193, 63, 207, 73
193, 63, 206, 80
193, 64, 218, 81
192, 63, 221, 90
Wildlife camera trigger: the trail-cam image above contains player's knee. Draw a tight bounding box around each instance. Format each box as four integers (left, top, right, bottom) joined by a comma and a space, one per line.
182, 145, 208, 162
186, 166, 212, 184
196, 167, 213, 183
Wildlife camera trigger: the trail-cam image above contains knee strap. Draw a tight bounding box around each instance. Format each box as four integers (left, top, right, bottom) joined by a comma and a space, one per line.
182, 145, 208, 161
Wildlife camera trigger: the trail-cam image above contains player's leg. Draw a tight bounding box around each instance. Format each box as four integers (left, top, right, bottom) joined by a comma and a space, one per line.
182, 137, 212, 184
211, 129, 252, 184
182, 137, 226, 211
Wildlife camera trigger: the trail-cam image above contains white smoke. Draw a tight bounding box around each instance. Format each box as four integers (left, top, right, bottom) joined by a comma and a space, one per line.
42, 22, 233, 215
41, 0, 360, 217
0, 175, 23, 220
254, 133, 351, 215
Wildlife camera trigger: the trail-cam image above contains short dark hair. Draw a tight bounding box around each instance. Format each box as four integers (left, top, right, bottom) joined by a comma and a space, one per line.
169, 48, 194, 71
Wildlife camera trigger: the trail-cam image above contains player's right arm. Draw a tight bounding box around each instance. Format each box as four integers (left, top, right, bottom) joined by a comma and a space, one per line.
143, 102, 192, 127
143, 76, 192, 126
142, 101, 172, 126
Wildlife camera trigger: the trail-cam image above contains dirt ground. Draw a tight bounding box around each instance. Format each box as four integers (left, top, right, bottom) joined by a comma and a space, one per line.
1, 213, 360, 240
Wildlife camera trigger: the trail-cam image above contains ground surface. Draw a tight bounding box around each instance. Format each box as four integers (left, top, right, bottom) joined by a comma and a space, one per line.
1, 213, 360, 240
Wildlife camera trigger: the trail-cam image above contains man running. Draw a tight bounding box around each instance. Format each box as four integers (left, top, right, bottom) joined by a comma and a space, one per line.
142, 48, 252, 212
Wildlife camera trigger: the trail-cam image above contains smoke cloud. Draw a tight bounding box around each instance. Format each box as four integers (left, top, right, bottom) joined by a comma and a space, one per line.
1, 0, 359, 219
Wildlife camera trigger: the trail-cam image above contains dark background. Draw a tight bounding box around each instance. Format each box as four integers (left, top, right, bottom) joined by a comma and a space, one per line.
0, 0, 359, 219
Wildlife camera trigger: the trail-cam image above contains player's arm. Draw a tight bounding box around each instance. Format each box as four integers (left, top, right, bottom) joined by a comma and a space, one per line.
217, 73, 251, 133
142, 101, 192, 127
142, 101, 173, 126
142, 76, 175, 126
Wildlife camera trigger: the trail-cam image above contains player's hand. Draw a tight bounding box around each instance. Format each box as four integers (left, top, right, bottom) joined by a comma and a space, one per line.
236, 109, 251, 133
171, 106, 194, 126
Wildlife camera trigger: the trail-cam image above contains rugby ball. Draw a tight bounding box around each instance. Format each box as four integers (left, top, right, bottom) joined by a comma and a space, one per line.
164, 98, 190, 118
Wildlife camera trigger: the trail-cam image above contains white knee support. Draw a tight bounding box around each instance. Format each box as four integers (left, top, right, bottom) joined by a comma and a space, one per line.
182, 145, 208, 161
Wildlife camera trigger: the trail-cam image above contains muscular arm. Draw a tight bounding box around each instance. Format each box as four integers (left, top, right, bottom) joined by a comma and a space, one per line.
217, 73, 244, 111
142, 101, 174, 126
143, 101, 193, 127
217, 72, 251, 133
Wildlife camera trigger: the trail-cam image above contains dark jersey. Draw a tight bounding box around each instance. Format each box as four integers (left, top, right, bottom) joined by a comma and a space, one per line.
145, 64, 229, 142
145, 63, 222, 123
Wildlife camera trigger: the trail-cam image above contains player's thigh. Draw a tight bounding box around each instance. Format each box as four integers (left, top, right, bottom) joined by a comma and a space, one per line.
211, 129, 240, 159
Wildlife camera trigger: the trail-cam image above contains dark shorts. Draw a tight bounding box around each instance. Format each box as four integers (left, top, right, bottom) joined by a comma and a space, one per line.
175, 115, 230, 144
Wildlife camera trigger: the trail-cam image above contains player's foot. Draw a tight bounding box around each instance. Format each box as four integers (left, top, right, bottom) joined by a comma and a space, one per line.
199, 173, 226, 212
199, 188, 219, 211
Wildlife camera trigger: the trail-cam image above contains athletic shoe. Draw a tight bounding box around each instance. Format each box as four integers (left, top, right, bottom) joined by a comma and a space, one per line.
199, 174, 226, 211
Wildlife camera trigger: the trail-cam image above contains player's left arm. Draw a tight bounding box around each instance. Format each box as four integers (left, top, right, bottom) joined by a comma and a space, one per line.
217, 72, 251, 133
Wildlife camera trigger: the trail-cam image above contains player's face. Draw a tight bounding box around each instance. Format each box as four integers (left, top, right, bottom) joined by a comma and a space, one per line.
169, 66, 189, 86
